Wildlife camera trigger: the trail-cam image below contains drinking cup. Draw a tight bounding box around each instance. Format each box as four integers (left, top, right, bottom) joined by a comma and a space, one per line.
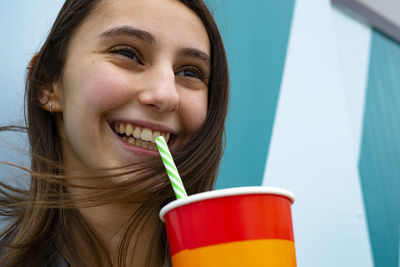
160, 186, 296, 267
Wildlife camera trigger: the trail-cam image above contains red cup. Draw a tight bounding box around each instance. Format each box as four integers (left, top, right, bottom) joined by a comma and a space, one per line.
160, 186, 296, 267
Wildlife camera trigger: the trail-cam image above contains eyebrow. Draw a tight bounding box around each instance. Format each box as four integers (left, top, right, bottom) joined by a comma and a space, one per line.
98, 26, 210, 66
98, 26, 155, 45
178, 48, 211, 66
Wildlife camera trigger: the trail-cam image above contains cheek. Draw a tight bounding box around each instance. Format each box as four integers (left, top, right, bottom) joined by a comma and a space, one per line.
62, 61, 133, 116
180, 89, 208, 136
61, 64, 133, 139
81, 70, 133, 113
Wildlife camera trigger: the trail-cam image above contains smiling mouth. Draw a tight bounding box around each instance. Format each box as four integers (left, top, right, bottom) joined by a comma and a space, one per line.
112, 122, 173, 152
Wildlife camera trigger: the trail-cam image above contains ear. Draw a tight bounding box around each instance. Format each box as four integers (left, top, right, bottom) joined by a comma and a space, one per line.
30, 52, 63, 114
37, 81, 63, 114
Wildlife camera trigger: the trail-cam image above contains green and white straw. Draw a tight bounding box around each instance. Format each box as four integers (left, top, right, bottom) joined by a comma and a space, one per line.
155, 136, 188, 199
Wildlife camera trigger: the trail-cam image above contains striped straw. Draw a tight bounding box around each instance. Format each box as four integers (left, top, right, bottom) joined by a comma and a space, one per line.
155, 136, 188, 199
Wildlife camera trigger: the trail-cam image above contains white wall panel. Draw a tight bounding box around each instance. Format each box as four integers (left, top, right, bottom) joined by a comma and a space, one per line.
263, 0, 373, 266
331, 6, 371, 155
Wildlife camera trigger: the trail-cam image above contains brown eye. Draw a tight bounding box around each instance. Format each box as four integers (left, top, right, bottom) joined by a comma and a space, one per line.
175, 65, 207, 82
110, 45, 144, 65
176, 69, 198, 78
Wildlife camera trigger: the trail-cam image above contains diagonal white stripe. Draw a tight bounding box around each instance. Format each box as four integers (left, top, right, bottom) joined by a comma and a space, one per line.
159, 147, 173, 161
169, 175, 183, 187
155, 140, 168, 151
159, 151, 173, 163
171, 179, 186, 196
164, 164, 181, 180
173, 187, 186, 199
155, 140, 171, 156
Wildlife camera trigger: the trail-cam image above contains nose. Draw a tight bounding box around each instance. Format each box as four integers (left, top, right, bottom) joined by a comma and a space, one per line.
138, 66, 179, 113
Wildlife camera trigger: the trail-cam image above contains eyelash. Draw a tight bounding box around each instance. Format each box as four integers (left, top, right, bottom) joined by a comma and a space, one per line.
109, 45, 144, 65
109, 45, 208, 82
175, 65, 208, 82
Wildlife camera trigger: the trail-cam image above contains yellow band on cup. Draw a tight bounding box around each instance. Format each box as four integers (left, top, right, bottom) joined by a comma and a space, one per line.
171, 239, 297, 267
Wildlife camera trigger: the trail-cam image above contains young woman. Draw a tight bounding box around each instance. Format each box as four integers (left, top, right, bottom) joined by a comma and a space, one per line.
0, 0, 229, 266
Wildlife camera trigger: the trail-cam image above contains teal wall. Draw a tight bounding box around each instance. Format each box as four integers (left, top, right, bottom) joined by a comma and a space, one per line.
207, 1, 295, 189
359, 30, 400, 267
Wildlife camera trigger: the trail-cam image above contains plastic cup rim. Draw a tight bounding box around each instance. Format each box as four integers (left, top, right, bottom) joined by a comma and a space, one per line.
159, 186, 294, 222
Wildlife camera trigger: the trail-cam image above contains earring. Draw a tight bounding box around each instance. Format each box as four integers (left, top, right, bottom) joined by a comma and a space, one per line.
49, 100, 53, 114
27, 52, 39, 70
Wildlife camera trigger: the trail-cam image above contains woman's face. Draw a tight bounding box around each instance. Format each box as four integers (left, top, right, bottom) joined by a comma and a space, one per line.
53, 0, 210, 170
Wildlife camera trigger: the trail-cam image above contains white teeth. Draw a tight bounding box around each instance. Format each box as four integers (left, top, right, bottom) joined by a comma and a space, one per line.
119, 124, 126, 134
133, 127, 141, 139
143, 141, 150, 149
150, 143, 156, 151
115, 122, 172, 146
141, 128, 153, 141
136, 139, 142, 147
152, 131, 160, 142
125, 124, 134, 136
128, 137, 135, 145
121, 134, 165, 151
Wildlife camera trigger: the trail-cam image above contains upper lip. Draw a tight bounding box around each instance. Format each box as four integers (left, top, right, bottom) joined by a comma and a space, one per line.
107, 119, 177, 135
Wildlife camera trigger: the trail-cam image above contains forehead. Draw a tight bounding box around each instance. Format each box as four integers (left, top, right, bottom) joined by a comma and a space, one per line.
76, 0, 210, 53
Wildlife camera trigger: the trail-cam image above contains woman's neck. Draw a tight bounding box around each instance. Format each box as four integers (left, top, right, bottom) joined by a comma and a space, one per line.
70, 193, 164, 266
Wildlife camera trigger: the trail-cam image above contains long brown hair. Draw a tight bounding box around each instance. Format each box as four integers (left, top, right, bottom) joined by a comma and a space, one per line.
0, 0, 229, 266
